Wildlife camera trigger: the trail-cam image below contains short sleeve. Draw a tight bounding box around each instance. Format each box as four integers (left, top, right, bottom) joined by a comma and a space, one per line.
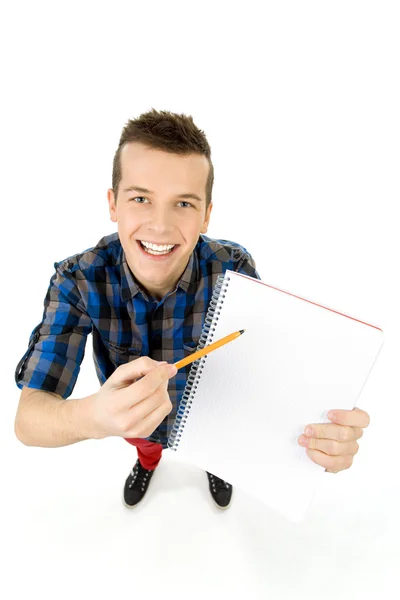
234, 250, 261, 280
15, 263, 93, 399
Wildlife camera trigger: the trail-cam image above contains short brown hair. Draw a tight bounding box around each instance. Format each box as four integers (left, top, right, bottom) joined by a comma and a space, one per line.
112, 108, 214, 207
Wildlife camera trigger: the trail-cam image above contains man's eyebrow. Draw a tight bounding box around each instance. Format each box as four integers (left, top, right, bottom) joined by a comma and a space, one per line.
122, 185, 203, 202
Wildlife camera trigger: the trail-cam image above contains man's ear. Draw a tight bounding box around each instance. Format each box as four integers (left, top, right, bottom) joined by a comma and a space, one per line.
200, 202, 213, 234
107, 188, 118, 223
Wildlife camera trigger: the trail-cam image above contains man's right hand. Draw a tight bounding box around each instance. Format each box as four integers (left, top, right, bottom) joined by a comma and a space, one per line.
88, 357, 177, 440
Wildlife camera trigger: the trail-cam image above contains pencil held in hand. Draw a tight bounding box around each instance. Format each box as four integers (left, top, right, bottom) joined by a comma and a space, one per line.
174, 329, 245, 370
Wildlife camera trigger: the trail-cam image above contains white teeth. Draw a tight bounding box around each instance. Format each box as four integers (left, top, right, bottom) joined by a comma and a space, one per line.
146, 248, 172, 255
139, 240, 176, 255
140, 241, 175, 251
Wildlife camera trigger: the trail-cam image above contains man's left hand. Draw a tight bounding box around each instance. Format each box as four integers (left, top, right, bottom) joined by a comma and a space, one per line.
298, 407, 370, 473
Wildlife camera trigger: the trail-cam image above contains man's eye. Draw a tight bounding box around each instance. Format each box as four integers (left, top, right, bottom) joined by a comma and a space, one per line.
177, 201, 193, 208
131, 197, 149, 204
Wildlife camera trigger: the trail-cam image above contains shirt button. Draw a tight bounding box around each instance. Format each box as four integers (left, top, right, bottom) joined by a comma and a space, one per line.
154, 334, 161, 343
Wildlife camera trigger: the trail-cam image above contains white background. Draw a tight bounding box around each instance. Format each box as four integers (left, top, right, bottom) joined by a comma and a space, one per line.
1, 1, 399, 599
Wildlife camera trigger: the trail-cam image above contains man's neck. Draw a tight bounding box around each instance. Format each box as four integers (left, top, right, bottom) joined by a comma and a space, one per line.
141, 280, 178, 302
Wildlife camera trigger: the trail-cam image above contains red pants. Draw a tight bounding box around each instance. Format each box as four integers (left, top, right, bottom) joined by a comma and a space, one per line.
124, 437, 163, 470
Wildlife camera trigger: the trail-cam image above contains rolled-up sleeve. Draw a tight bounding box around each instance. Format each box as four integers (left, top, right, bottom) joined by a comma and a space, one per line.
15, 262, 93, 399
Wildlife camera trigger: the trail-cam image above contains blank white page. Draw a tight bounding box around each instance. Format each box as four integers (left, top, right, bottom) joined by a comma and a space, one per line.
172, 270, 384, 523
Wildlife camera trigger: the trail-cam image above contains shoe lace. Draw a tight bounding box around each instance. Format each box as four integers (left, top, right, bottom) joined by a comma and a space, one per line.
128, 461, 151, 491
208, 472, 230, 492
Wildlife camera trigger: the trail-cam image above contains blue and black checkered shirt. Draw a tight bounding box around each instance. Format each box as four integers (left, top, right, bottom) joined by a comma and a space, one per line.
15, 231, 260, 447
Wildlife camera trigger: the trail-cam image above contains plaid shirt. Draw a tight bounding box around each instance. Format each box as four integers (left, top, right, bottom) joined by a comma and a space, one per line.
15, 232, 260, 448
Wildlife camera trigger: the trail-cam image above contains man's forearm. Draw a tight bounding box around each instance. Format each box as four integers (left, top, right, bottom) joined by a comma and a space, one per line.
15, 391, 99, 448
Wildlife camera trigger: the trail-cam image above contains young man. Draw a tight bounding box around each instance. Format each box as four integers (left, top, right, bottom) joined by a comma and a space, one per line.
14, 109, 370, 510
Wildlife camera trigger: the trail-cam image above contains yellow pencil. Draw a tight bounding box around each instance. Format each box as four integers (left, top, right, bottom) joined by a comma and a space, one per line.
174, 329, 245, 370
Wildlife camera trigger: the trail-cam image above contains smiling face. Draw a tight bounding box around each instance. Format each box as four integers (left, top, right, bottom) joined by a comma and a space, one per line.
107, 142, 213, 300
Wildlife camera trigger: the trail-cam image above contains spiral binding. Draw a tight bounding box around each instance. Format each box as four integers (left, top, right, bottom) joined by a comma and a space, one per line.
168, 273, 231, 450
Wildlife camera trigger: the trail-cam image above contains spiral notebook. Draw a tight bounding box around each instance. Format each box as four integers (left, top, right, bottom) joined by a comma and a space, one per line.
168, 270, 384, 523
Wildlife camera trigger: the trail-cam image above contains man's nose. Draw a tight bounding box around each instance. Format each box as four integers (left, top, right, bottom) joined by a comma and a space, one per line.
146, 206, 173, 232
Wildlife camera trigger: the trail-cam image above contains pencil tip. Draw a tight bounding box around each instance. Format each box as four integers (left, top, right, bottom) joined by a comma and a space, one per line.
239, 329, 245, 334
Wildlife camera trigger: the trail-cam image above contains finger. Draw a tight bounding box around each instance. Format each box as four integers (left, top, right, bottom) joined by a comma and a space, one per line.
124, 397, 173, 439
302, 436, 360, 456
305, 448, 354, 473
327, 407, 370, 428
128, 387, 171, 423
109, 356, 165, 388
303, 423, 364, 442
124, 363, 177, 408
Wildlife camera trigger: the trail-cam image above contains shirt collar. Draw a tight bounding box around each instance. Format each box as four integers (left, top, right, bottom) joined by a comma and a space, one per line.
176, 250, 197, 292
120, 250, 142, 301
119, 240, 199, 302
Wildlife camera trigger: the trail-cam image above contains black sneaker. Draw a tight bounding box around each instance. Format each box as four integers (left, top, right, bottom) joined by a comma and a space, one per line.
206, 471, 233, 509
123, 459, 156, 508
